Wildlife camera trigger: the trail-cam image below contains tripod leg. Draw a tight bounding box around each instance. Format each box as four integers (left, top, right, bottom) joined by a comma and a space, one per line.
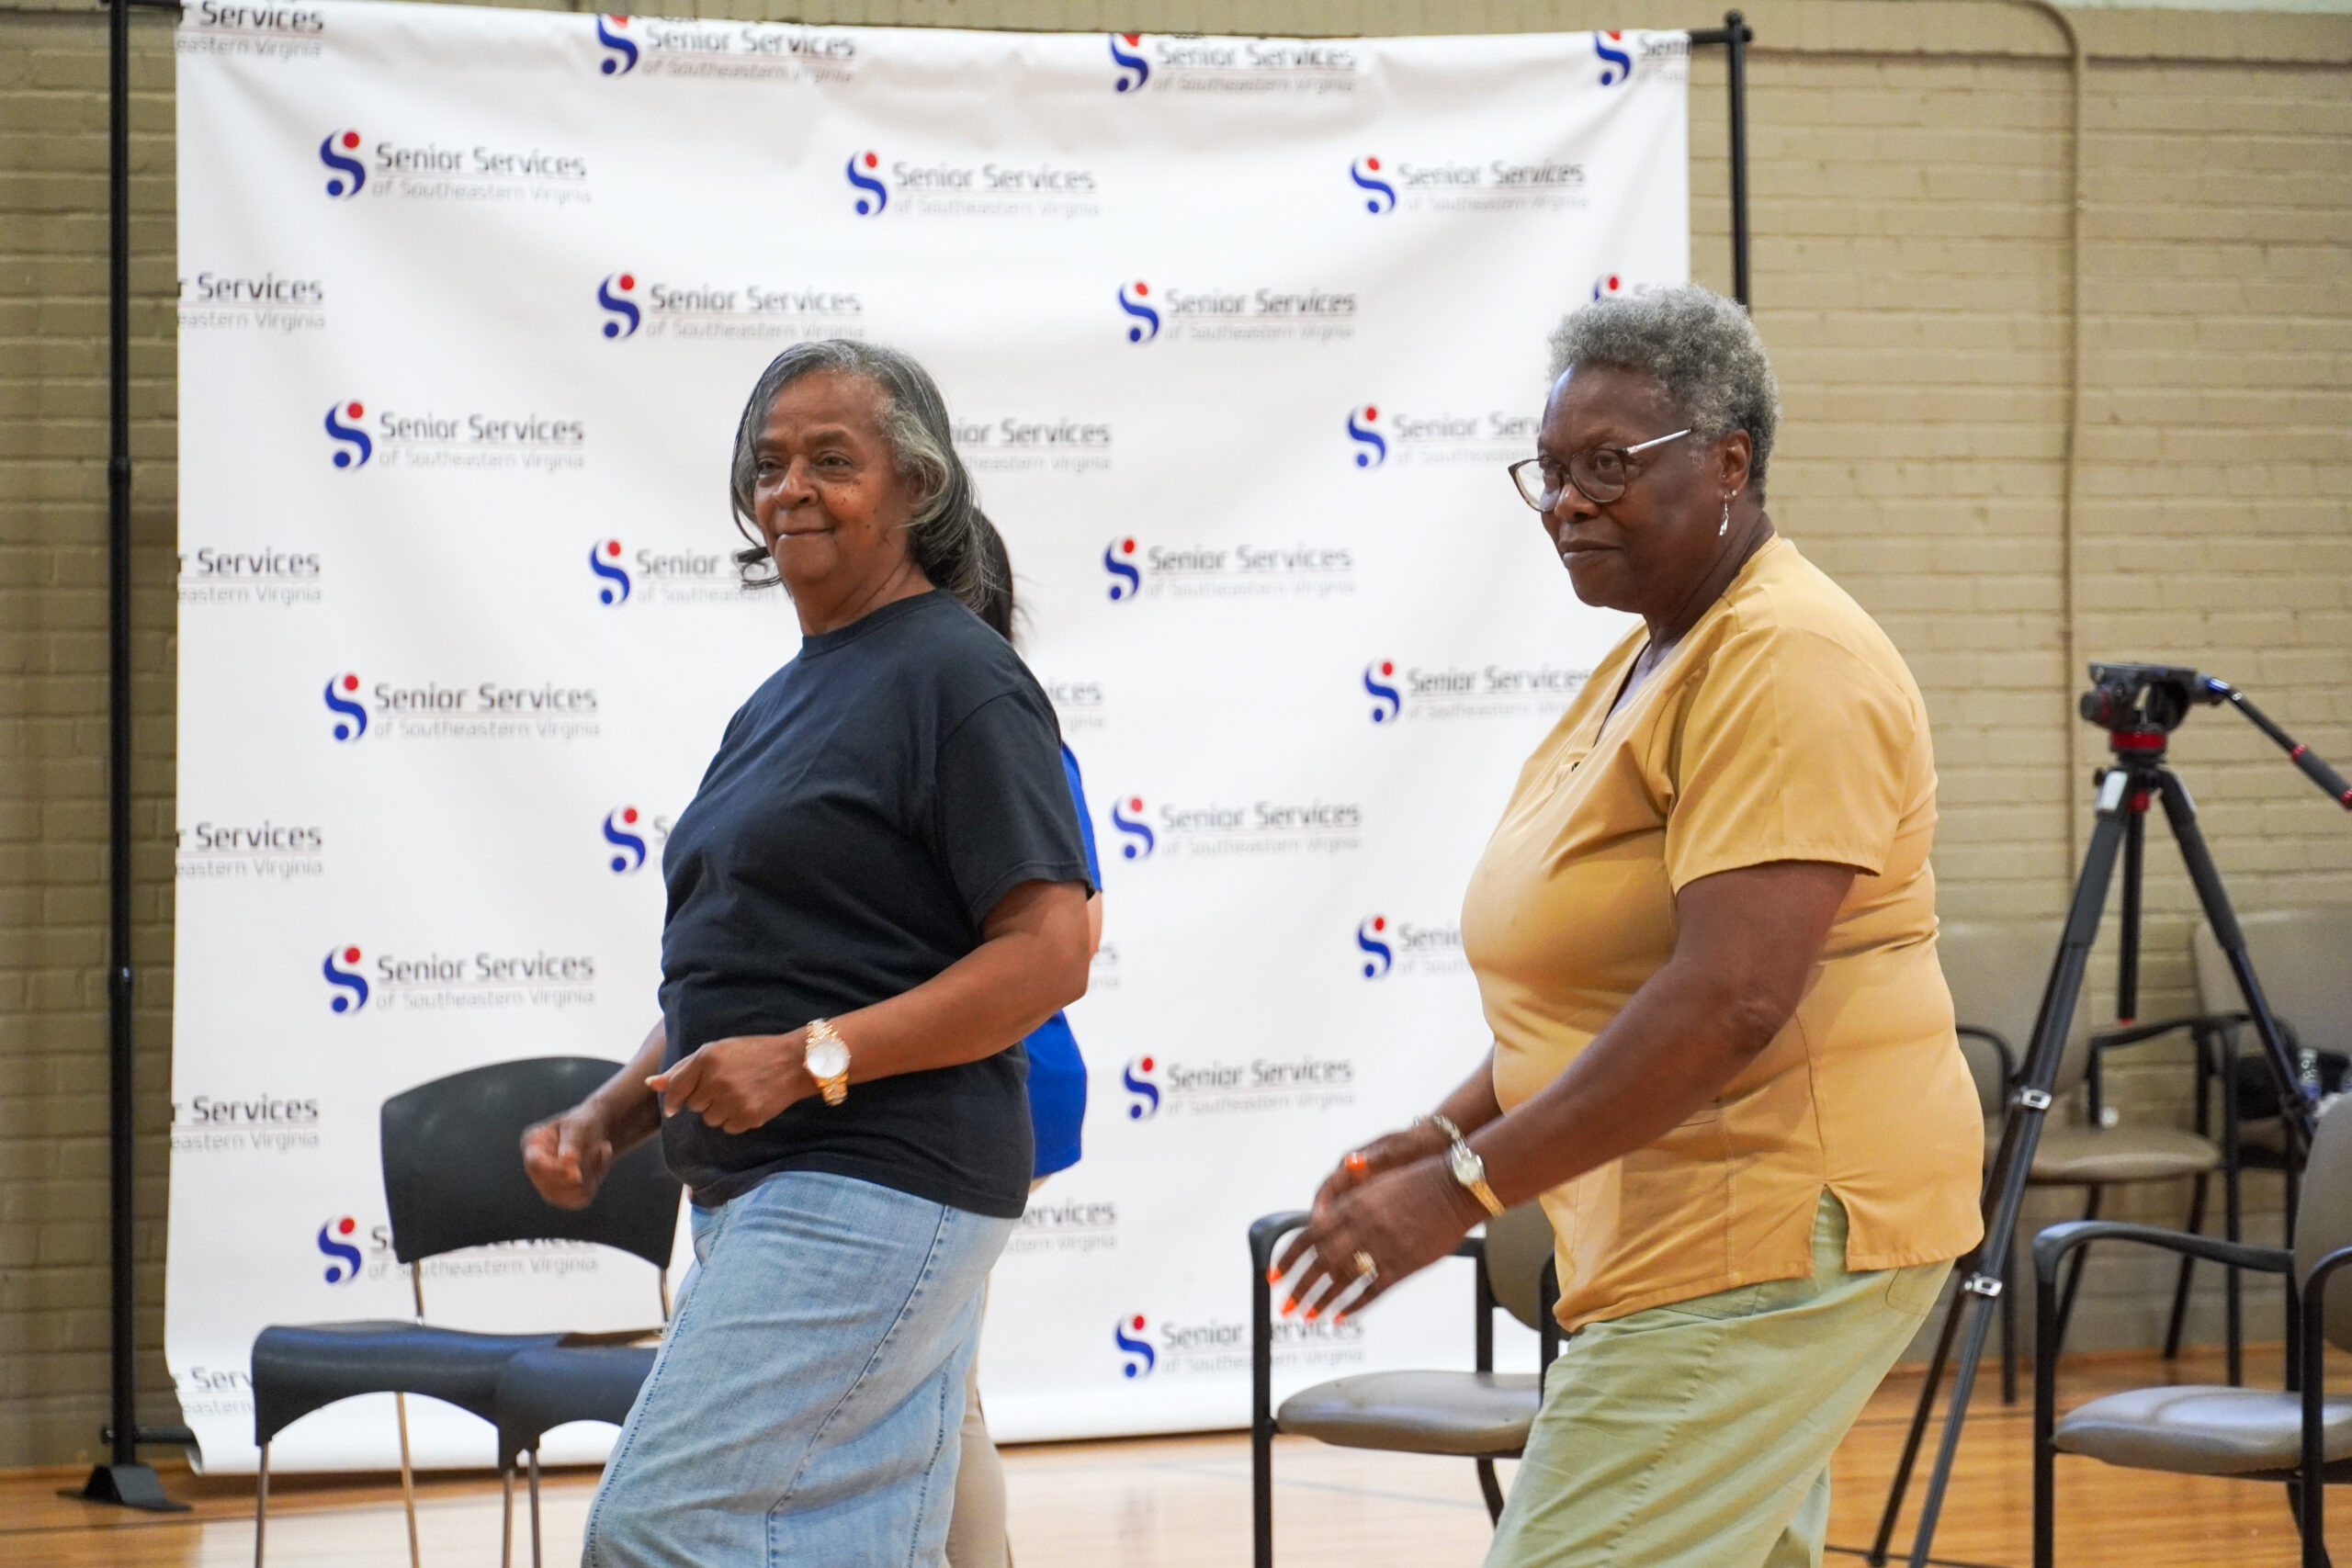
2054, 1188, 2101, 1347
1867, 1259, 1969, 1562
2164, 1171, 2207, 1359
2002, 1227, 2018, 1405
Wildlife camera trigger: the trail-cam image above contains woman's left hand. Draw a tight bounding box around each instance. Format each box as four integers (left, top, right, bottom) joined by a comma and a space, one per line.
1270, 1157, 1487, 1321
648, 1032, 814, 1134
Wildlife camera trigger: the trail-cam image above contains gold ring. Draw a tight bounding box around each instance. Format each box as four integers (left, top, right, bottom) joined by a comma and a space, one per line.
1352, 1249, 1378, 1279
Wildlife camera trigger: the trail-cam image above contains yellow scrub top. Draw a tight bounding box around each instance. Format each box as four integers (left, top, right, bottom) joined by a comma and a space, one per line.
1461, 536, 1984, 1330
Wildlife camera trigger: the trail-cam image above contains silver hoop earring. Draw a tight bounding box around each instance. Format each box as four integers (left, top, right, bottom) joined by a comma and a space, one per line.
1719, 495, 1732, 537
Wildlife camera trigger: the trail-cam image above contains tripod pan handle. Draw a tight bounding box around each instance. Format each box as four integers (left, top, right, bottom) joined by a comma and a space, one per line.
2290, 745, 2352, 809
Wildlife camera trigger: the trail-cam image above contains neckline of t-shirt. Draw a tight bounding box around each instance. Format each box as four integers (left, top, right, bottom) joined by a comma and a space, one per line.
798, 589, 952, 658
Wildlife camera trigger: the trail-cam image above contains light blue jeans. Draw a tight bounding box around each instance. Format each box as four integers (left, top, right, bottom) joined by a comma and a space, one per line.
583, 1171, 1013, 1568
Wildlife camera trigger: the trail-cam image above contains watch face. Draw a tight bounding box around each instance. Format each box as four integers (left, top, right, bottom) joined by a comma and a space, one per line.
1449, 1143, 1482, 1183
806, 1037, 850, 1079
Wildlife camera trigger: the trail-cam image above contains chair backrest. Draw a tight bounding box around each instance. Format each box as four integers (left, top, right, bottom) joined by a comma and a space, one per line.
1481, 1201, 1555, 1332
379, 1056, 681, 1270
2293, 1098, 2352, 1354
1938, 918, 2094, 1111
2193, 908, 2352, 1060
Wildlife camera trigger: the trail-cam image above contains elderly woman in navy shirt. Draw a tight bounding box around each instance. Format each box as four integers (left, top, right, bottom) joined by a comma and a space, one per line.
521, 341, 1092, 1568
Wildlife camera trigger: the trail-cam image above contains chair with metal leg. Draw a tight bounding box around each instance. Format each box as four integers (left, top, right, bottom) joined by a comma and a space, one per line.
249, 1057, 680, 1568
1247, 1201, 1559, 1567
492, 1342, 661, 1568
2033, 1099, 2352, 1568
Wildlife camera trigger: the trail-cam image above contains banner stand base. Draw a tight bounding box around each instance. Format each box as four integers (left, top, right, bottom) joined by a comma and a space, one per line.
63, 1462, 192, 1513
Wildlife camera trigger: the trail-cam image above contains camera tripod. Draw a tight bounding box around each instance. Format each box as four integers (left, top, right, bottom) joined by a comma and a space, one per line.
1870, 666, 2342, 1568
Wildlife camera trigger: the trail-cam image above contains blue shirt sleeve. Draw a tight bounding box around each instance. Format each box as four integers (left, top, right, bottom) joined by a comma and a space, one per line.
1061, 743, 1102, 888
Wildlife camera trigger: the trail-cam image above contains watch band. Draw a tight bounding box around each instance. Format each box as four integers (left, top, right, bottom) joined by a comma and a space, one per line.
1447, 1139, 1507, 1217
1418, 1111, 1465, 1145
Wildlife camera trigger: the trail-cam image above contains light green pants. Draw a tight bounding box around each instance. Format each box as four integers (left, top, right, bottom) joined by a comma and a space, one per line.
1484, 1193, 1953, 1568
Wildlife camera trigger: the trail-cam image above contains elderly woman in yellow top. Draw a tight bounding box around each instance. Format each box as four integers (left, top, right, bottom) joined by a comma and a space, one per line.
1275, 284, 1984, 1567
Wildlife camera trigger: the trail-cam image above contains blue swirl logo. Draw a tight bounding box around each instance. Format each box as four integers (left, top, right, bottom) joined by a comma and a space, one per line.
322, 945, 368, 1014
1114, 1313, 1157, 1375
1110, 796, 1156, 861
590, 538, 631, 605
1594, 30, 1633, 86
846, 151, 888, 217
1109, 32, 1149, 93
323, 672, 368, 741
597, 272, 640, 339
603, 807, 649, 874
1347, 404, 1386, 468
1121, 1058, 1161, 1121
1102, 536, 1141, 602
1350, 156, 1396, 215
595, 15, 638, 75
1363, 660, 1401, 724
323, 400, 371, 468
1117, 280, 1159, 344
1357, 916, 1395, 979
317, 1216, 364, 1284
319, 129, 366, 198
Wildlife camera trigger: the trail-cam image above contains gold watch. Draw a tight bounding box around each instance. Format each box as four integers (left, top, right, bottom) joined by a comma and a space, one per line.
804, 1018, 851, 1107
1445, 1137, 1506, 1217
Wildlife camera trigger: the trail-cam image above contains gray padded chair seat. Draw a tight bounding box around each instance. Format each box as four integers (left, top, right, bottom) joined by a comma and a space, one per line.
2028, 1124, 2219, 1184
2054, 1383, 2352, 1477
1276, 1370, 1540, 1457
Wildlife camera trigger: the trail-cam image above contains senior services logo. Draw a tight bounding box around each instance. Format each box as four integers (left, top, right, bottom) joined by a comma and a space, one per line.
603, 807, 648, 874
1594, 30, 1633, 85
1360, 658, 1591, 725
1121, 1056, 1161, 1119
317, 1215, 364, 1283
1350, 156, 1396, 214
1347, 405, 1386, 468
1114, 1314, 1157, 1376
1102, 536, 1142, 601
1116, 280, 1159, 343
323, 400, 371, 468
1347, 403, 1537, 469
322, 672, 367, 740
589, 539, 630, 604
319, 129, 365, 197
845, 151, 887, 216
1109, 32, 1149, 92
594, 14, 638, 74
1354, 913, 1467, 978
1356, 916, 1393, 978
1363, 660, 1401, 723
597, 272, 641, 338
1109, 795, 1156, 860
322, 945, 368, 1013
1593, 272, 1628, 300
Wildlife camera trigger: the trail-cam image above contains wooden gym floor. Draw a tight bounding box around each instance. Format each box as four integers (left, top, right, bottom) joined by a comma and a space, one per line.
6, 1347, 2344, 1566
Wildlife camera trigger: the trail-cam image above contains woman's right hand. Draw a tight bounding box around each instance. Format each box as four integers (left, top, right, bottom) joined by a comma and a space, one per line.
1312, 1121, 1451, 1215
521, 1102, 617, 1210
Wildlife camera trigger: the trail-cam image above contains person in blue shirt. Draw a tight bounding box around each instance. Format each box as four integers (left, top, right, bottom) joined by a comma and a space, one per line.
946, 516, 1102, 1568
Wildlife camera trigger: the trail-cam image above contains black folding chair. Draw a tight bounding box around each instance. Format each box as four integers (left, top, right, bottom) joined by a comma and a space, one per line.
492, 1342, 661, 1568
249, 1057, 680, 1568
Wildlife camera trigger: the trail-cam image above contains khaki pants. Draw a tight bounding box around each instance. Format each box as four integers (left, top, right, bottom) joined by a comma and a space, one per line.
946, 1337, 1009, 1568
1485, 1192, 1952, 1568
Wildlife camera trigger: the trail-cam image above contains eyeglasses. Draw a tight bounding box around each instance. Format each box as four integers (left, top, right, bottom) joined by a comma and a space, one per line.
1507, 428, 1690, 511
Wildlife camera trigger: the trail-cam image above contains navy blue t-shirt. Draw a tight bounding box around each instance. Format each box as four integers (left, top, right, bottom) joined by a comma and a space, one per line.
657, 591, 1093, 1218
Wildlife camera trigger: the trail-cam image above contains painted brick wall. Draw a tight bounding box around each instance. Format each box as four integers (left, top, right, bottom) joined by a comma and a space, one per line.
1, 0, 2346, 1465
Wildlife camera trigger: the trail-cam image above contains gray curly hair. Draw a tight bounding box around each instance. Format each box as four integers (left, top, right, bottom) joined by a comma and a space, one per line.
728, 339, 999, 611
1547, 285, 1781, 501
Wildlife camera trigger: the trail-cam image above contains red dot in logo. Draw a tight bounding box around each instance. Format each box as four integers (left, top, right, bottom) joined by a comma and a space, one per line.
1128, 796, 1142, 811
1373, 917, 1386, 931
1133, 281, 1149, 298
605, 539, 622, 558
1607, 275, 1622, 291
1138, 1056, 1154, 1073
337, 1216, 356, 1235
622, 807, 639, 824
345, 400, 364, 419
1120, 537, 1136, 555
613, 14, 628, 24
1366, 156, 1381, 172
617, 273, 635, 291
1380, 660, 1394, 676
1364, 405, 1378, 422
342, 945, 359, 964
1130, 1314, 1146, 1330
864, 152, 878, 169
341, 130, 359, 150
341, 674, 358, 693
1121, 32, 1139, 45
1606, 29, 1623, 40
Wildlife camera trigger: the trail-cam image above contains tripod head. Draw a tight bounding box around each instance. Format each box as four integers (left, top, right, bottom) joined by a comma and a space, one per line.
2079, 661, 2352, 809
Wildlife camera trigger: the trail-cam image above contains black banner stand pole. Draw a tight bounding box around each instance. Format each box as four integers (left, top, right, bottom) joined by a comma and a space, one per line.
68, 0, 192, 1514
1689, 12, 1755, 309
1868, 701, 2325, 1567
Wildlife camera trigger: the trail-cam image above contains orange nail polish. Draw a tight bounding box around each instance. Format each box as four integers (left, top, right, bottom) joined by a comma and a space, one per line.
1281, 1297, 1295, 1314
1266, 1268, 1280, 1285
1304, 1306, 1318, 1320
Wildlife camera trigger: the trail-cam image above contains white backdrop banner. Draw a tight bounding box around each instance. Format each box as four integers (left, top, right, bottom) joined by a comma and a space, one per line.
170, 1, 1689, 1472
